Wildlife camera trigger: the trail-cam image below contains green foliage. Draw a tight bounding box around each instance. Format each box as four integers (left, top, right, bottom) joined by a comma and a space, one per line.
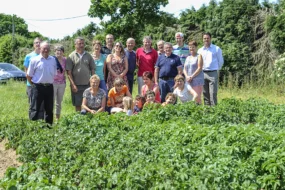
1, 98, 285, 189
271, 52, 285, 83
0, 14, 29, 37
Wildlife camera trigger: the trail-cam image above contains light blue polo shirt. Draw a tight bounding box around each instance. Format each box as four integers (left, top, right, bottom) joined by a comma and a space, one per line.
23, 51, 39, 86
173, 44, 189, 65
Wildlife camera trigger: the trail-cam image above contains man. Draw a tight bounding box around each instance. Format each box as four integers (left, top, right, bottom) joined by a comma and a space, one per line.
101, 34, 114, 81
23, 37, 45, 119
27, 41, 57, 125
156, 40, 165, 55
136, 36, 158, 95
125, 38, 136, 94
173, 32, 189, 66
155, 42, 183, 103
198, 32, 224, 106
66, 37, 95, 111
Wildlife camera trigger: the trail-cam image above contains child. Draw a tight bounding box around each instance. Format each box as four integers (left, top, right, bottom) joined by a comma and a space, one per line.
133, 95, 146, 114
173, 74, 198, 103
107, 77, 132, 113
144, 90, 156, 106
161, 93, 177, 106
123, 96, 133, 116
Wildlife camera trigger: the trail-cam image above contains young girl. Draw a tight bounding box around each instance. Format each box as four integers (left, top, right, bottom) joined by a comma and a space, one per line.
133, 95, 146, 114
161, 93, 177, 106
173, 74, 198, 103
123, 96, 133, 116
107, 77, 132, 113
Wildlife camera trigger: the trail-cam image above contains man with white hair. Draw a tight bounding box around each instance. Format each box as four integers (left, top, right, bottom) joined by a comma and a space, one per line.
173, 32, 189, 66
125, 38, 136, 94
27, 41, 57, 125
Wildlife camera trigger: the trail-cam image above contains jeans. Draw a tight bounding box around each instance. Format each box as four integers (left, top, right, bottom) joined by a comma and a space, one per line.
137, 76, 144, 95
99, 80, 108, 97
27, 85, 45, 119
159, 78, 175, 103
127, 74, 134, 95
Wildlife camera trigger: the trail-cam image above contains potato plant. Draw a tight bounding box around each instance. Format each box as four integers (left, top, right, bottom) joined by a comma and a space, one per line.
0, 98, 285, 189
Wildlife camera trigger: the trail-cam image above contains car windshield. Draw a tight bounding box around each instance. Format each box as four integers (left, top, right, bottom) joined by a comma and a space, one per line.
0, 64, 21, 71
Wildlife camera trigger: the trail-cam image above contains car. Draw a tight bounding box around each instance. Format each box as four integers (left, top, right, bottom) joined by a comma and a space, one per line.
0, 63, 26, 83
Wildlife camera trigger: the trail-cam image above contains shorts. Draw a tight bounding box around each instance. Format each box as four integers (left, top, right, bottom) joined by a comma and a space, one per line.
71, 85, 89, 107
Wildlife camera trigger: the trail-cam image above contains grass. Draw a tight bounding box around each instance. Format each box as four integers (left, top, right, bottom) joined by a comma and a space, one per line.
1, 79, 285, 121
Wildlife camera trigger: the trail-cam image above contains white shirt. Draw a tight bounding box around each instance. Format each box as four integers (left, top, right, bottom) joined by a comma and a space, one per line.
173, 83, 193, 103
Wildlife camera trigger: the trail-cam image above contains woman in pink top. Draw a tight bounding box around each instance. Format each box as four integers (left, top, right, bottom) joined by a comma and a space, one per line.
141, 71, 161, 103
53, 45, 66, 121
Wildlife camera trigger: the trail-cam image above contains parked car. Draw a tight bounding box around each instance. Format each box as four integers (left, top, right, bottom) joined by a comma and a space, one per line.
0, 63, 26, 83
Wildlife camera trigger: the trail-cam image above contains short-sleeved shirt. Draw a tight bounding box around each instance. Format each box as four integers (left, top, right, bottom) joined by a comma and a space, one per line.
83, 87, 106, 111
23, 51, 39, 86
125, 49, 136, 76
136, 47, 158, 76
107, 85, 128, 107
93, 54, 106, 81
155, 53, 182, 78
173, 83, 193, 103
27, 55, 57, 84
173, 44, 189, 65
66, 51, 95, 85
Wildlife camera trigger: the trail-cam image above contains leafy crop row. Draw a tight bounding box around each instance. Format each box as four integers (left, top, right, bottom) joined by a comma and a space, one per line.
1, 98, 285, 189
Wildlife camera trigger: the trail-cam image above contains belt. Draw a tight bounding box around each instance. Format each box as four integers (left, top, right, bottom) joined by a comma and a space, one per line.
159, 76, 174, 81
203, 70, 217, 72
35, 83, 52, 86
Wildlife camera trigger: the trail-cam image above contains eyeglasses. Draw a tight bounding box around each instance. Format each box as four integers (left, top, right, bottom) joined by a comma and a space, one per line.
115, 45, 121, 48
34, 41, 41, 44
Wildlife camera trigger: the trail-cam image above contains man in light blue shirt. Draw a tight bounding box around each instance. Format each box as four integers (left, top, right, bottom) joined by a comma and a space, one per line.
198, 32, 224, 106
27, 41, 57, 125
173, 32, 189, 66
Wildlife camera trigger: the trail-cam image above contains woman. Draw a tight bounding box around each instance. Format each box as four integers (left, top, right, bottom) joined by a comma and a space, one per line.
106, 42, 129, 90
184, 40, 204, 104
53, 45, 66, 121
141, 71, 161, 103
92, 40, 107, 95
81, 74, 106, 114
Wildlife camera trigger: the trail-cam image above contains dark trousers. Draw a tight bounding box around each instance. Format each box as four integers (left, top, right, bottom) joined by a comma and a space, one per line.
29, 84, 54, 124
127, 74, 134, 95
27, 86, 45, 119
158, 78, 175, 103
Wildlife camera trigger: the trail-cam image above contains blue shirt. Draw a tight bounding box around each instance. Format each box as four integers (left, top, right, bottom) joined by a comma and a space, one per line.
155, 53, 182, 78
23, 51, 39, 86
125, 49, 136, 76
173, 44, 189, 65
198, 44, 224, 71
94, 54, 106, 81
27, 55, 57, 84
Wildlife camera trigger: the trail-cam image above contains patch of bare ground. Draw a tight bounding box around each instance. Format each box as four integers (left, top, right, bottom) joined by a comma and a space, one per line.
0, 139, 22, 179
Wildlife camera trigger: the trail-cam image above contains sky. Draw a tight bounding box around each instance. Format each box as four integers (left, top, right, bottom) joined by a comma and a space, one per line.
0, 0, 276, 40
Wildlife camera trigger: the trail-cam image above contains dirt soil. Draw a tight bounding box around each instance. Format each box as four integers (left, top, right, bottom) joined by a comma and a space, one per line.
0, 139, 22, 179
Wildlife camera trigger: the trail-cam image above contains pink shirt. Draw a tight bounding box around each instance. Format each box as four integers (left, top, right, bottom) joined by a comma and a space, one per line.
136, 47, 158, 77
53, 57, 66, 84
142, 83, 161, 103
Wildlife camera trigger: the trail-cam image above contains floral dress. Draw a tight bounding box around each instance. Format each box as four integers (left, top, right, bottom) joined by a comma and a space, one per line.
83, 88, 106, 111
107, 55, 129, 90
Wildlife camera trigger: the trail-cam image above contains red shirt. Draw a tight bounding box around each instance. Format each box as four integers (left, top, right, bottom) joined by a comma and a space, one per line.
136, 47, 158, 76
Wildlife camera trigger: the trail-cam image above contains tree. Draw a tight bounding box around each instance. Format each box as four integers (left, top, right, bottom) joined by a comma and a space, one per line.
0, 14, 29, 37
88, 0, 168, 42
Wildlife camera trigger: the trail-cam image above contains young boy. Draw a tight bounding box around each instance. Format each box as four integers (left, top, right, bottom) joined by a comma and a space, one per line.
162, 93, 177, 106
107, 77, 132, 113
133, 95, 146, 114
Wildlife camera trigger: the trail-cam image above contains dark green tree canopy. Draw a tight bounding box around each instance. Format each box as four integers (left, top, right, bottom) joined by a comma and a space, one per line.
0, 14, 29, 37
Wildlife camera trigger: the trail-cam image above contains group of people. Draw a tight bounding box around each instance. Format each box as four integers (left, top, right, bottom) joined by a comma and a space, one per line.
23, 31, 224, 124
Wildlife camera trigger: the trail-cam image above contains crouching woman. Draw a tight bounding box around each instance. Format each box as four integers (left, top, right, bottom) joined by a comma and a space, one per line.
81, 74, 106, 114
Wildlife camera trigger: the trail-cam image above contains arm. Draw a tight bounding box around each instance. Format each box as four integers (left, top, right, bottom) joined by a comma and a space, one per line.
81, 98, 96, 114
67, 70, 78, 92
154, 67, 159, 84
97, 96, 106, 113
177, 66, 183, 75
120, 56, 128, 77
126, 89, 132, 98
189, 87, 198, 102
26, 75, 33, 86
107, 55, 119, 77
136, 50, 140, 67
103, 60, 107, 78
217, 47, 224, 70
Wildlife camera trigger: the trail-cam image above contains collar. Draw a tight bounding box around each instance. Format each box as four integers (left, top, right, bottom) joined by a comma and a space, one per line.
203, 44, 213, 49
143, 48, 152, 53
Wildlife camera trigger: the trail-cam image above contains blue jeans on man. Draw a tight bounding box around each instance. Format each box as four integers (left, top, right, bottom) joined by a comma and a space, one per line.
159, 78, 175, 103
127, 74, 134, 95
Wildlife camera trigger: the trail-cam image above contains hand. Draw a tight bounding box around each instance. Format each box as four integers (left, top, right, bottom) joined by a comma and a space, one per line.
90, 110, 96, 114
71, 84, 78, 92
119, 73, 125, 77
187, 76, 193, 82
